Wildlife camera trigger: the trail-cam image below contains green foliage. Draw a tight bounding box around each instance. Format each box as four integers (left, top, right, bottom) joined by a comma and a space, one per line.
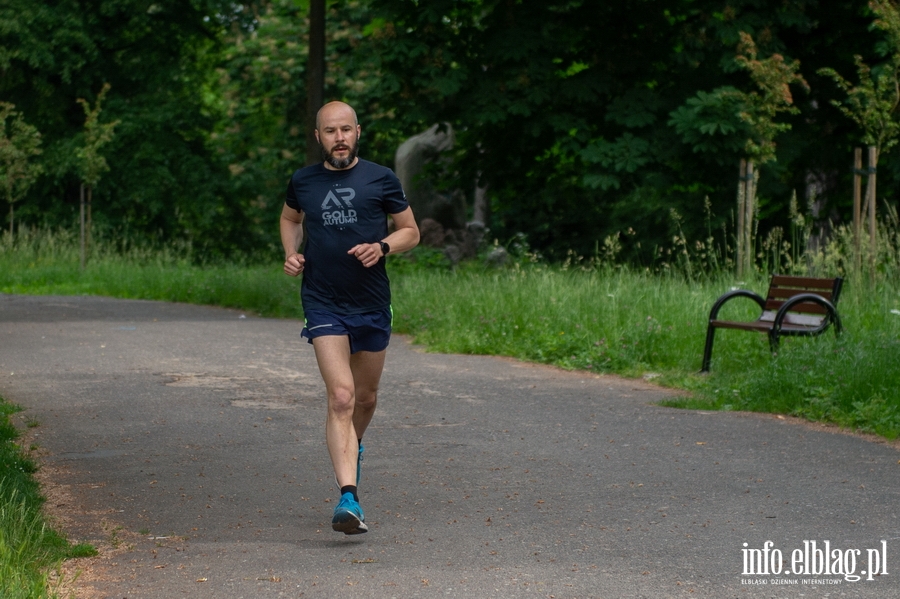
668, 87, 750, 162
0, 0, 893, 265
206, 0, 308, 233
581, 133, 652, 188
75, 83, 118, 188
0, 0, 260, 258
0, 103, 42, 233
357, 1, 873, 262
670, 32, 807, 166
732, 32, 808, 163
819, 0, 900, 155
202, 0, 388, 258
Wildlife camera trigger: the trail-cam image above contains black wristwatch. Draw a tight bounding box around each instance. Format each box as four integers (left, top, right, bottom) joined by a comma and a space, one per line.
379, 241, 390, 256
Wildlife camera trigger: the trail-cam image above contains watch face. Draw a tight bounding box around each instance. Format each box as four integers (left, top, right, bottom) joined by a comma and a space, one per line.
381, 241, 390, 255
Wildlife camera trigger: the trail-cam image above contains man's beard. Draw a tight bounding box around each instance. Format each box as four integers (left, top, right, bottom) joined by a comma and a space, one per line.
321, 137, 359, 169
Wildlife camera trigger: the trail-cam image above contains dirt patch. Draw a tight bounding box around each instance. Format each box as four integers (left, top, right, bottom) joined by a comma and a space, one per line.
21, 424, 138, 599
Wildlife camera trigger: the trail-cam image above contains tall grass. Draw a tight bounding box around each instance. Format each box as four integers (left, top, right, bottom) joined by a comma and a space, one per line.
2, 220, 899, 442
391, 265, 900, 438
392, 267, 713, 375
0, 397, 96, 599
0, 228, 303, 319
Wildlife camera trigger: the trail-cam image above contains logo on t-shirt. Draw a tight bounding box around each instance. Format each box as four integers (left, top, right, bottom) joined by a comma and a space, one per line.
321, 187, 357, 226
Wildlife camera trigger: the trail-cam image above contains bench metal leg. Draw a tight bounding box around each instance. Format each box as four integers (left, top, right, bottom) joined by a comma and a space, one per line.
768, 329, 780, 354
700, 324, 716, 373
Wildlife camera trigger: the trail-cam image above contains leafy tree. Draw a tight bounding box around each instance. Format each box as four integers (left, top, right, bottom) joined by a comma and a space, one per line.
819, 0, 900, 158
75, 82, 119, 266
0, 0, 257, 257
204, 0, 388, 250
0, 102, 42, 235
670, 32, 807, 275
205, 0, 308, 243
818, 0, 900, 278
359, 0, 834, 261
0, 0, 890, 267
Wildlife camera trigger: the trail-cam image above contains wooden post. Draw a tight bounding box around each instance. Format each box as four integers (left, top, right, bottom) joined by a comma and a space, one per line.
744, 160, 756, 277
853, 148, 862, 273
737, 159, 747, 277
86, 184, 92, 258
867, 145, 878, 285
79, 183, 85, 270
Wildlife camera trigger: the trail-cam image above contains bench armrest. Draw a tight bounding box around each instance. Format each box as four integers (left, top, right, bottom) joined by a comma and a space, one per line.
707, 289, 766, 322
772, 293, 842, 334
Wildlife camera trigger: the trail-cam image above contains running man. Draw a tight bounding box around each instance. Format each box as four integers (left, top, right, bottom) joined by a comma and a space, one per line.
280, 101, 419, 534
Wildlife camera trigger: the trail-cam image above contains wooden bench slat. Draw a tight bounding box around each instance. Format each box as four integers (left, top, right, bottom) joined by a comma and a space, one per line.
710, 320, 776, 332
769, 275, 837, 289
767, 287, 833, 301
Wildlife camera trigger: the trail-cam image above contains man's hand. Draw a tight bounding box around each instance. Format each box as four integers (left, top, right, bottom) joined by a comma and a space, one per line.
284, 253, 305, 276
347, 243, 384, 268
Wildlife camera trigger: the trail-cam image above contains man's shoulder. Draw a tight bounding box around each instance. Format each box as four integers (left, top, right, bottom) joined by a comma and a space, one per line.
356, 158, 388, 169
291, 163, 327, 181
354, 158, 395, 177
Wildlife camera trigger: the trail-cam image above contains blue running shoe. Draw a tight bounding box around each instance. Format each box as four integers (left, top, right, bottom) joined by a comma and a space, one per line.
332, 492, 368, 535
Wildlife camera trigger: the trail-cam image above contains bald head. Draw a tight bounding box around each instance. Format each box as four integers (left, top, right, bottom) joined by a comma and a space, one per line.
316, 101, 358, 131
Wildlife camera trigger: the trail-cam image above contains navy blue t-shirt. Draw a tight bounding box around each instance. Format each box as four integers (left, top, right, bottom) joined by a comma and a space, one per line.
285, 159, 409, 315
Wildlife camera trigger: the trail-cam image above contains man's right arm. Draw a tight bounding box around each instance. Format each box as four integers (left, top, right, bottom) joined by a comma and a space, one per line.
280, 203, 305, 277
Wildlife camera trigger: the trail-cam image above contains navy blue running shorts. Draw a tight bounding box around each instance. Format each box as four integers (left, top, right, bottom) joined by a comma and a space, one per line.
300, 307, 393, 353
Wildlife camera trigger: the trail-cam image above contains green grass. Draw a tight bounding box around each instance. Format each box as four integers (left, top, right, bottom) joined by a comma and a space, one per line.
2, 228, 899, 444
0, 228, 303, 319
390, 266, 900, 438
0, 396, 97, 599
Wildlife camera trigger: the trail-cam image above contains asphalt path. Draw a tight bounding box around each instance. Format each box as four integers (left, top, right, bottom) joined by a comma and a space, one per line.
1, 293, 898, 598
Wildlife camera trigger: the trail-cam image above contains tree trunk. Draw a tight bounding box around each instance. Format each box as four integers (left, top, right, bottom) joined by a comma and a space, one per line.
866, 145, 878, 286
86, 184, 92, 257
736, 160, 746, 277
305, 0, 326, 166
744, 160, 756, 278
853, 148, 862, 273
80, 183, 86, 270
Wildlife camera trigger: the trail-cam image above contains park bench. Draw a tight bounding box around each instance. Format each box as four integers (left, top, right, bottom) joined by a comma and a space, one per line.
700, 275, 844, 373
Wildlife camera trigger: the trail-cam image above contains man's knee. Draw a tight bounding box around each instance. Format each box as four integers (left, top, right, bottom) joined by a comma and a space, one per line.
328, 385, 355, 414
355, 388, 377, 411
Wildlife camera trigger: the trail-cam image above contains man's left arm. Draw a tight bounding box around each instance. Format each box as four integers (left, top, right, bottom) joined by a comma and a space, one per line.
348, 207, 420, 268
383, 207, 420, 255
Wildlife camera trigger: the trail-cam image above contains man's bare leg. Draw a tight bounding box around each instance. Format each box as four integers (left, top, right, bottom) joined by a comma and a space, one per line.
312, 335, 358, 488
349, 348, 386, 441
312, 336, 387, 488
